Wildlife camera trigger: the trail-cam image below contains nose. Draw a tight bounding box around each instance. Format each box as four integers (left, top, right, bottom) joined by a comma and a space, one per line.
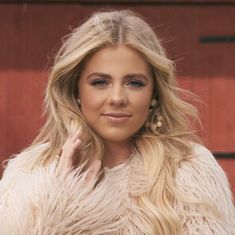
108, 85, 128, 106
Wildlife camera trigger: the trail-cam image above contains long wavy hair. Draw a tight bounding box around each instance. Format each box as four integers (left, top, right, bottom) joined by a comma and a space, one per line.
28, 10, 201, 234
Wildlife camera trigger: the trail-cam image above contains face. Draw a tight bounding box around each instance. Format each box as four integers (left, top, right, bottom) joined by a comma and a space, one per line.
78, 45, 154, 145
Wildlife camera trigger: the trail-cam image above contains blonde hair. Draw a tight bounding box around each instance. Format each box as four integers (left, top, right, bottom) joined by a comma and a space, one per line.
29, 10, 202, 234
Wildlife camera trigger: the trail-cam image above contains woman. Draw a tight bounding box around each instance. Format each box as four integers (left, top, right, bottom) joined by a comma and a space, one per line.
0, 10, 234, 235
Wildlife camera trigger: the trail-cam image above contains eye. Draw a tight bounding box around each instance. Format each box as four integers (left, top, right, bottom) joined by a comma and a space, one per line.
90, 79, 109, 87
127, 80, 145, 87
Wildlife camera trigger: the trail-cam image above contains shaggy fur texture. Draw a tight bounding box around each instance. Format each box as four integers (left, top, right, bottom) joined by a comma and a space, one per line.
0, 144, 234, 235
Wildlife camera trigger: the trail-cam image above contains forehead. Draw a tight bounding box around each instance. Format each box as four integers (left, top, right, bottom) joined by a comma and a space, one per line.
80, 45, 152, 76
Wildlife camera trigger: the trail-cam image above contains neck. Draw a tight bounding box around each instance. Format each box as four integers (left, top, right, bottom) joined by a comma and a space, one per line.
103, 140, 132, 168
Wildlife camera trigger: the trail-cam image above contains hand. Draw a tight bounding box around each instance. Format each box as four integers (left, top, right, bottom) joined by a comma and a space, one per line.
57, 128, 101, 183
58, 128, 82, 169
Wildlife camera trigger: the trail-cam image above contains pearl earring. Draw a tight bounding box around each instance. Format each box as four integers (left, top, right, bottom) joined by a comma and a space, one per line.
156, 112, 163, 128
145, 98, 163, 131
77, 98, 81, 105
150, 99, 157, 108
149, 99, 157, 113
145, 112, 163, 131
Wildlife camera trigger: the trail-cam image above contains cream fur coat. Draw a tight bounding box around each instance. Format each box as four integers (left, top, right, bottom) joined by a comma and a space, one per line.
0, 143, 234, 235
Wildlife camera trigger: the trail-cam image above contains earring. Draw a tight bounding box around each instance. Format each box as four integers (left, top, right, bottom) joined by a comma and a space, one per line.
149, 99, 157, 113
156, 112, 163, 128
145, 99, 163, 131
150, 99, 157, 108
145, 112, 163, 131
145, 98, 163, 131
77, 98, 81, 106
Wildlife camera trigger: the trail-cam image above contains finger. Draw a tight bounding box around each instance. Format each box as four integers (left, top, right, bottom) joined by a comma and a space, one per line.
62, 129, 81, 153
71, 128, 82, 143
68, 132, 73, 139
85, 160, 102, 183
70, 139, 82, 166
64, 137, 81, 158
58, 136, 82, 169
62, 135, 73, 152
62, 140, 81, 163
72, 138, 82, 151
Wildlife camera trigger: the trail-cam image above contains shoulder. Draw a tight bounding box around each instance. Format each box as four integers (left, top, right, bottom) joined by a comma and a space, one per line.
182, 143, 219, 168
177, 143, 227, 181
176, 143, 230, 193
192, 143, 218, 166
176, 143, 234, 215
2, 143, 49, 179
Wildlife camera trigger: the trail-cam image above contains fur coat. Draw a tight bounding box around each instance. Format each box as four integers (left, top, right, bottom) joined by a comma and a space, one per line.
0, 143, 234, 235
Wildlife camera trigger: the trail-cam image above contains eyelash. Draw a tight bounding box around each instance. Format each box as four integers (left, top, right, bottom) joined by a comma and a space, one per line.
90, 79, 108, 86
127, 80, 145, 87
90, 79, 145, 88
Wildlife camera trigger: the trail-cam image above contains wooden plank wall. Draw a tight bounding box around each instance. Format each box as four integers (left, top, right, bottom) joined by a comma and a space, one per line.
0, 2, 234, 194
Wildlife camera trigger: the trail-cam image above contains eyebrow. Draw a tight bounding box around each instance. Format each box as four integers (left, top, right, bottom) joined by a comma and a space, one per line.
87, 73, 111, 79
125, 74, 148, 81
87, 72, 148, 81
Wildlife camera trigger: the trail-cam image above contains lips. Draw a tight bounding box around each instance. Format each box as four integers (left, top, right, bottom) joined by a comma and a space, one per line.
101, 113, 131, 123
102, 113, 131, 117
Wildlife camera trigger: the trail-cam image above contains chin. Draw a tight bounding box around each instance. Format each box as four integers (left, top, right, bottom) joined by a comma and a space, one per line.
99, 132, 137, 144
90, 125, 142, 144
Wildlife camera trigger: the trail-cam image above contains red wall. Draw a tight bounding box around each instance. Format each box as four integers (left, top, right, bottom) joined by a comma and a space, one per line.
0, 3, 234, 194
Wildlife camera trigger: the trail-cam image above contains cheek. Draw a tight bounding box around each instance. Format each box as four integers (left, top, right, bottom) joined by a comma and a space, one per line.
133, 95, 151, 121
79, 87, 101, 111
80, 99, 99, 117
79, 92, 106, 124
